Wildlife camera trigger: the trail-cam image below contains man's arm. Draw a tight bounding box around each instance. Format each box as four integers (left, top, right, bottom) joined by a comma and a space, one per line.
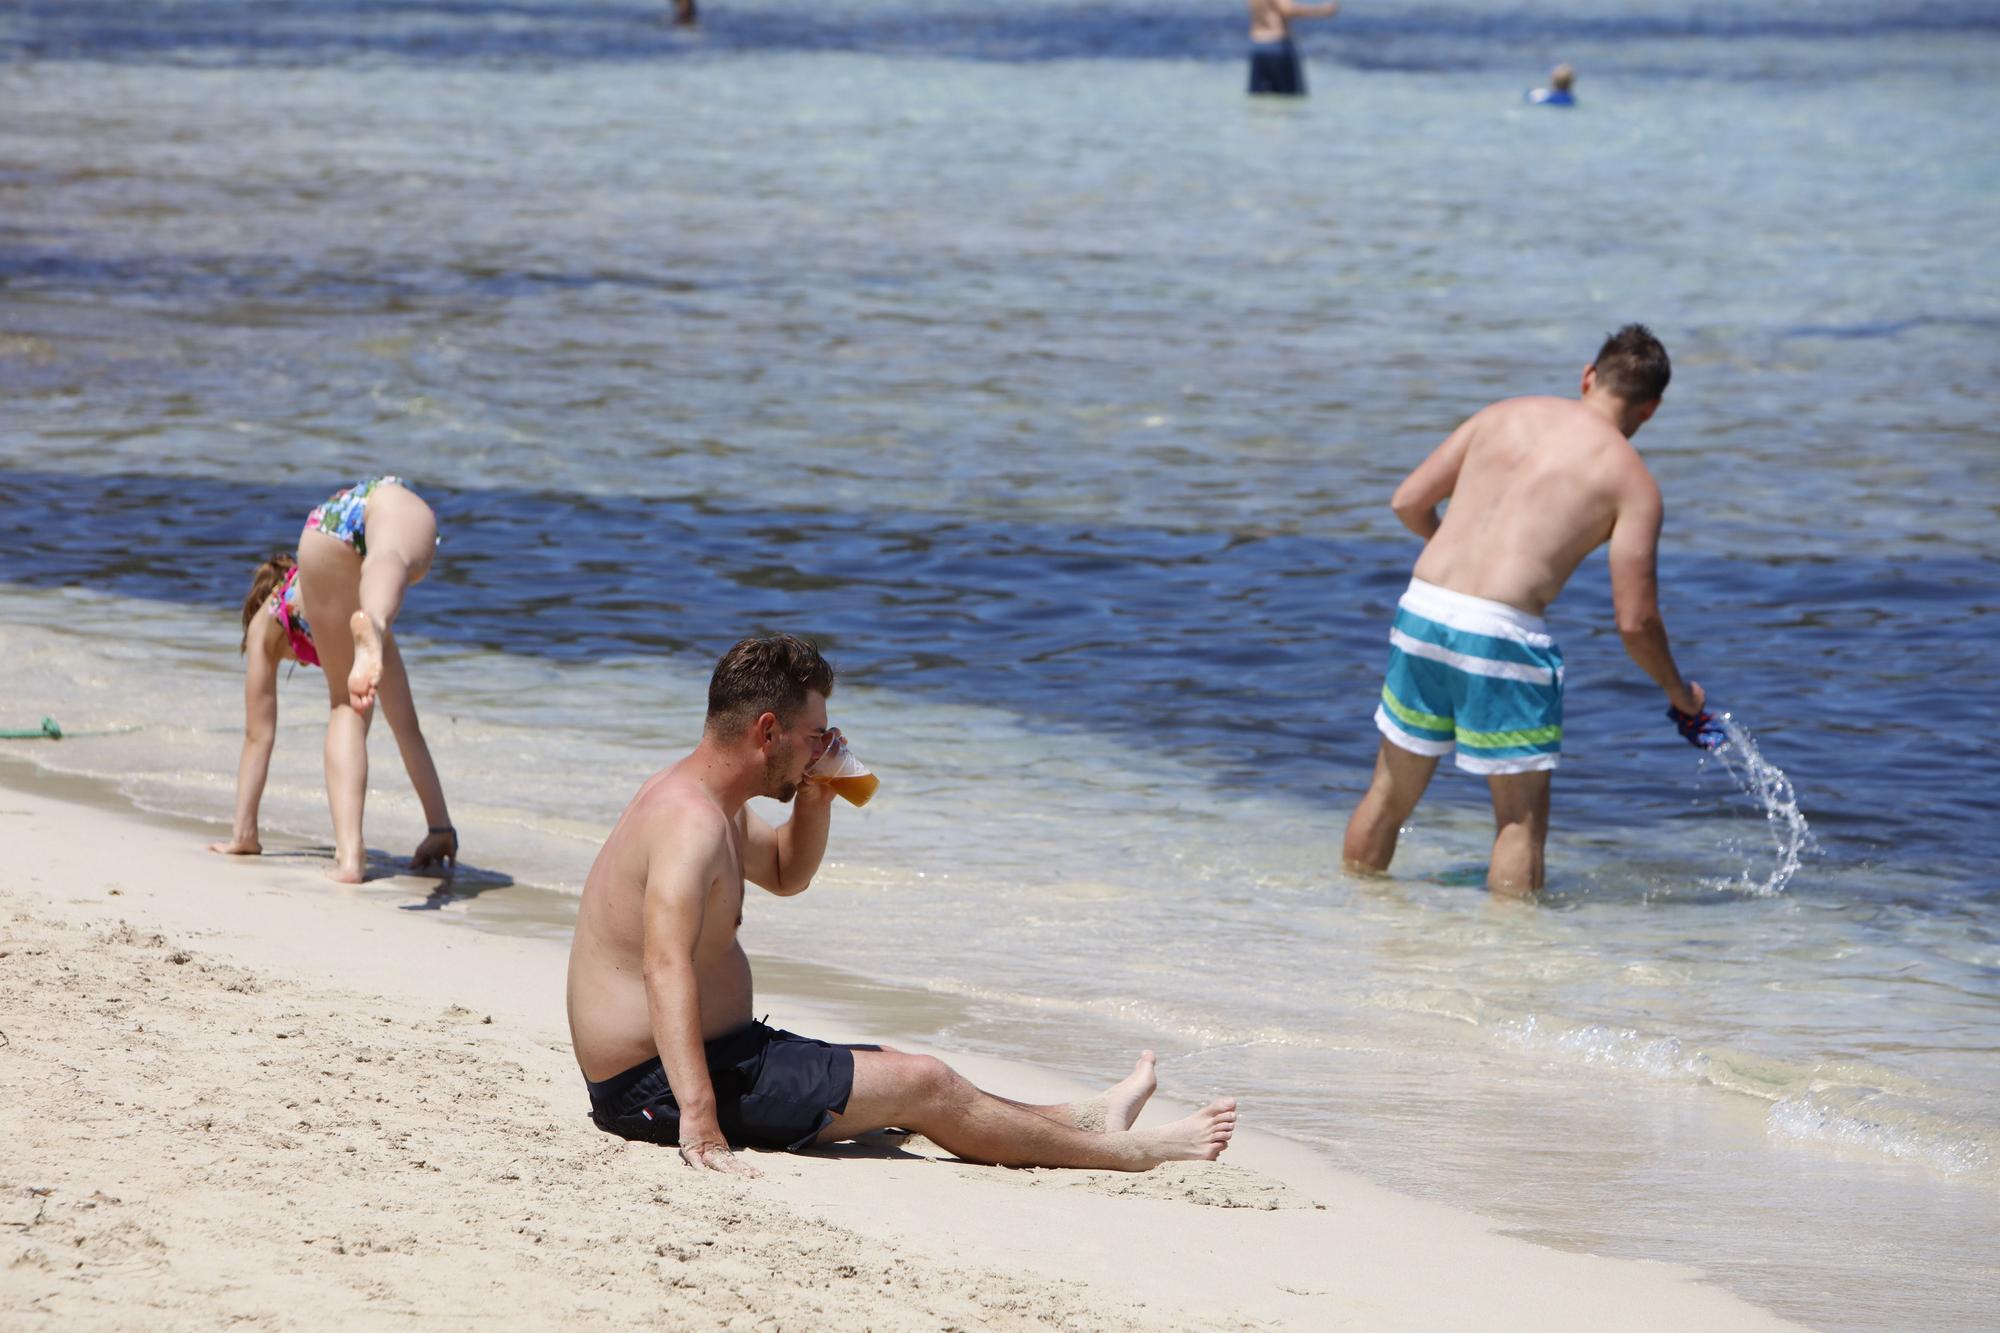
737, 780, 836, 898
640, 812, 755, 1175
210, 636, 279, 855
1607, 480, 1704, 716
1389, 418, 1475, 539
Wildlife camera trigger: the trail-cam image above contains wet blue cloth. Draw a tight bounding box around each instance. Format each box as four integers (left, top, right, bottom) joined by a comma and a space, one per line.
1249, 39, 1306, 96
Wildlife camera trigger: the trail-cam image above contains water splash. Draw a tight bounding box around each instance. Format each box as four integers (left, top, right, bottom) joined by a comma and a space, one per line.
1702, 715, 1813, 895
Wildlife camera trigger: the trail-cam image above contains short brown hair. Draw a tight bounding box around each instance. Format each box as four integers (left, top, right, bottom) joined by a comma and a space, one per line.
239, 552, 296, 652
705, 635, 835, 731
1592, 324, 1671, 402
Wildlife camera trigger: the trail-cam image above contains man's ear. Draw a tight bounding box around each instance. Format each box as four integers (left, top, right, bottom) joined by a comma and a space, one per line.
753, 711, 781, 751
1579, 364, 1597, 396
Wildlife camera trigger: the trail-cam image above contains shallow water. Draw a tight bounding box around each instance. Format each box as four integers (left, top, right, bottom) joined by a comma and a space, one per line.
4, 2, 1999, 1327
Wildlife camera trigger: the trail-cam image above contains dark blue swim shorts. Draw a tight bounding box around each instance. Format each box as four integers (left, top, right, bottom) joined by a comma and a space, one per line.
585, 1021, 855, 1152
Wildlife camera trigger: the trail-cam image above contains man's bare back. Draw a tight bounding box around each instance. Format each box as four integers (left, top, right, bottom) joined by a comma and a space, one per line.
1345, 326, 1707, 892
1248, 0, 1339, 44
1402, 395, 1654, 616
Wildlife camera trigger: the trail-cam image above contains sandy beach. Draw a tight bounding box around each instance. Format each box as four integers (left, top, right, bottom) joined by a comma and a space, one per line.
0, 766, 1799, 1330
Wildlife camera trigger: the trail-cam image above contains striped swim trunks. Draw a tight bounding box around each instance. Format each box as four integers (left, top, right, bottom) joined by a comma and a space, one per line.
1373, 579, 1565, 775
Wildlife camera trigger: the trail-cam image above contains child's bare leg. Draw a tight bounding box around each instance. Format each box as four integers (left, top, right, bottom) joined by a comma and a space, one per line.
297, 530, 371, 882
348, 484, 437, 714
819, 1051, 1231, 1170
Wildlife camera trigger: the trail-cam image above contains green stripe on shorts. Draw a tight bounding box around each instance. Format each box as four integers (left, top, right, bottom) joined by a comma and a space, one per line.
1457, 722, 1562, 751
1380, 685, 1453, 735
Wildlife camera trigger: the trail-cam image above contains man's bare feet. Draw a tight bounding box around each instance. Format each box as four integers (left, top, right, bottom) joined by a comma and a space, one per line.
347, 611, 384, 713
207, 837, 261, 856
1133, 1097, 1237, 1167
326, 855, 365, 884
1071, 1051, 1158, 1132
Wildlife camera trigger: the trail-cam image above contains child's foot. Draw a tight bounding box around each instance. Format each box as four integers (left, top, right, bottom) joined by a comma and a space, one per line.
348, 612, 384, 713
326, 855, 365, 885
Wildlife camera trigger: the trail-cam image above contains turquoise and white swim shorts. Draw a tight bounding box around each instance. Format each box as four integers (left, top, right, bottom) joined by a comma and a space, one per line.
1373, 579, 1565, 775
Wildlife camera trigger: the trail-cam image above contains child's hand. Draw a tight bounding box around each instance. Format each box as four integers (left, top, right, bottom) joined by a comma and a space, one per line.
411, 826, 458, 875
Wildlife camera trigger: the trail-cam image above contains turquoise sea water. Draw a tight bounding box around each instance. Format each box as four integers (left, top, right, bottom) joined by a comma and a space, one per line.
4, 3, 1998, 1327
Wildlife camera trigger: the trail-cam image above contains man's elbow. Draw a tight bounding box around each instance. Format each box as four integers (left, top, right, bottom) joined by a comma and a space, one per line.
641, 954, 696, 991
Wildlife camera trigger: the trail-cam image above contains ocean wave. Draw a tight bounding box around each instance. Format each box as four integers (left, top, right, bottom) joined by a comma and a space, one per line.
1485, 1010, 1999, 1182
1768, 1085, 1999, 1179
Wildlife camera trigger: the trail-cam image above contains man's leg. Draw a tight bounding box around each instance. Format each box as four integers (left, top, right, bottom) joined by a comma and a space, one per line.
1485, 770, 1552, 895
1343, 740, 1442, 873
847, 1047, 1156, 1133
818, 1050, 1233, 1171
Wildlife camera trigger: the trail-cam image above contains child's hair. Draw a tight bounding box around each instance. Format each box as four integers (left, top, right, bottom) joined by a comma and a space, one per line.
240, 552, 297, 652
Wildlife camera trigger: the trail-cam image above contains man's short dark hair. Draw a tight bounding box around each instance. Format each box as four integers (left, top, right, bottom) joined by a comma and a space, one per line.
706, 635, 835, 731
1592, 324, 1671, 402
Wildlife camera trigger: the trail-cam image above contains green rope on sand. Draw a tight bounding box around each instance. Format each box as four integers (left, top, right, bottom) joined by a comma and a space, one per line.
0, 717, 63, 740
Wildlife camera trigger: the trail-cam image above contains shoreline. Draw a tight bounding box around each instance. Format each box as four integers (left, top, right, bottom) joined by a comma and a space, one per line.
0, 754, 1799, 1328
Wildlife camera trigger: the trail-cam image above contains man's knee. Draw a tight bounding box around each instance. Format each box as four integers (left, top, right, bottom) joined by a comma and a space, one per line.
908, 1054, 959, 1097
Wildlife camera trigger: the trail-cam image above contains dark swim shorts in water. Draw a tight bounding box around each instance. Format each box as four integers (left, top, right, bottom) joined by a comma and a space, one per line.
1248, 38, 1306, 96
585, 1021, 855, 1152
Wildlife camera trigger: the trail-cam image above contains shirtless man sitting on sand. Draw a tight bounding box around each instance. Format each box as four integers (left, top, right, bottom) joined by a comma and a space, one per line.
1342, 325, 1714, 894
566, 634, 1238, 1175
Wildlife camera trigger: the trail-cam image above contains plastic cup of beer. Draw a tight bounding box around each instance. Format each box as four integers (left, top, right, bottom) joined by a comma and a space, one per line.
807, 736, 880, 807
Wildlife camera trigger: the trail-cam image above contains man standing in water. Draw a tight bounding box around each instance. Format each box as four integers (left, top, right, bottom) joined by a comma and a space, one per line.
1342, 325, 1713, 893
567, 635, 1237, 1174
1247, 0, 1343, 97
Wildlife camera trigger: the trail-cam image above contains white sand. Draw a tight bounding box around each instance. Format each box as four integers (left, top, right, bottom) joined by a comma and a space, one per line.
0, 772, 1801, 1329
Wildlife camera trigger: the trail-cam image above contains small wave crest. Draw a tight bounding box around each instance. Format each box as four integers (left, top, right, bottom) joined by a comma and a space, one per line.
1769, 1085, 1999, 1179
1483, 1008, 1998, 1181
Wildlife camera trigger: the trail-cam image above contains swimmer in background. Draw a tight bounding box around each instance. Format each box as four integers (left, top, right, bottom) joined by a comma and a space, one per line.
1342, 326, 1711, 894
211, 477, 456, 884
1527, 63, 1578, 106
1248, 0, 1343, 97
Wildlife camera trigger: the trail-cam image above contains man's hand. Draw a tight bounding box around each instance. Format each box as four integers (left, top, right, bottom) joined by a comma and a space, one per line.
207, 835, 262, 856
678, 1129, 761, 1178
1665, 683, 1726, 751
794, 772, 839, 812
797, 726, 844, 809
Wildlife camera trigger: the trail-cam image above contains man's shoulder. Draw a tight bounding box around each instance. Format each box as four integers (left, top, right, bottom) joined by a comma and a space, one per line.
623, 768, 732, 854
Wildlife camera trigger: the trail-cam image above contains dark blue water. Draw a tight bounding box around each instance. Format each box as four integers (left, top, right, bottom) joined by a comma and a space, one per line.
5, 468, 1996, 898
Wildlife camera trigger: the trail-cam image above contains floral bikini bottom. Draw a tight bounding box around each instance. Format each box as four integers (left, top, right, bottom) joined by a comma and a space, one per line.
304, 475, 411, 559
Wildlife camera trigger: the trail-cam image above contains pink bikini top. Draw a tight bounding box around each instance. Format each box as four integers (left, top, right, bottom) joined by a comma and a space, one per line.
268, 566, 320, 668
